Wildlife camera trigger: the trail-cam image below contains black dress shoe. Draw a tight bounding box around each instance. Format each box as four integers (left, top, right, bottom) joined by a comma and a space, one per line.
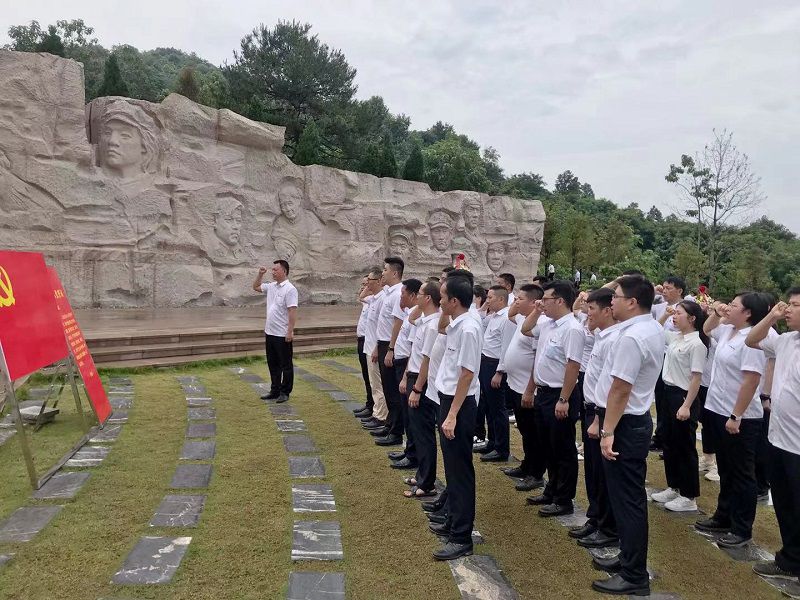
390, 457, 417, 469
538, 503, 574, 517
276, 394, 289, 404
362, 419, 384, 429
369, 427, 390, 437
433, 541, 473, 561
354, 408, 372, 417
352, 405, 369, 413
695, 517, 730, 533
717, 533, 752, 548
427, 513, 447, 524
515, 476, 545, 491
502, 466, 525, 477
591, 574, 650, 596
568, 522, 597, 539
388, 451, 406, 461
591, 555, 622, 573
526, 494, 552, 506
480, 450, 509, 462
423, 500, 444, 513
472, 445, 491, 454
375, 434, 403, 446
577, 530, 619, 548
429, 522, 450, 536
260, 392, 280, 400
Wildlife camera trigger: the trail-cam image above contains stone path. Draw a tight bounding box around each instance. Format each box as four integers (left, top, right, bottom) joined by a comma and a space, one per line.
233, 366, 346, 599
112, 375, 215, 585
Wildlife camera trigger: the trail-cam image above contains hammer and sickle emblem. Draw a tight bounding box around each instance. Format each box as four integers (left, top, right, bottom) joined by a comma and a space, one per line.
0, 266, 15, 308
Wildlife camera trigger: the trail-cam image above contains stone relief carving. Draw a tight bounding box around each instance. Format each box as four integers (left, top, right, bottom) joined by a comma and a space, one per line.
0, 50, 545, 307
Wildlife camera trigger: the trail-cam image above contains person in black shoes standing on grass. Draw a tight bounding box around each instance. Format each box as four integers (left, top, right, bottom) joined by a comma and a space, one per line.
527, 280, 585, 518
375, 257, 405, 447
591, 275, 664, 596
353, 275, 376, 419
252, 260, 298, 404
430, 274, 483, 561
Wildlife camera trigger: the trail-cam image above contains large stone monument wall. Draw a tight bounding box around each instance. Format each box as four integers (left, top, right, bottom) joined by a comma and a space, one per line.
0, 51, 545, 306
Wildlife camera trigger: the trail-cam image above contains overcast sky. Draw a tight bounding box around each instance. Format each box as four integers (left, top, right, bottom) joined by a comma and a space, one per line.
5, 0, 799, 233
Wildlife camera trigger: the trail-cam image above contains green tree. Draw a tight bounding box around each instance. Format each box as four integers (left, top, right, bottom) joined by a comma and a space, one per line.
377, 136, 397, 178
198, 70, 231, 108
174, 66, 200, 101
358, 143, 382, 177
669, 240, 708, 290
95, 53, 129, 97
554, 170, 581, 195
482, 146, 504, 193
294, 119, 323, 166
555, 210, 595, 273
501, 172, 548, 199
580, 182, 595, 199
422, 137, 490, 192
402, 142, 425, 182
35, 25, 65, 57
5, 21, 44, 51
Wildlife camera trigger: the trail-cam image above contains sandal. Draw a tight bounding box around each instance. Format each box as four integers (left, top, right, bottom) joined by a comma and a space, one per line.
402, 476, 417, 486
403, 486, 437, 499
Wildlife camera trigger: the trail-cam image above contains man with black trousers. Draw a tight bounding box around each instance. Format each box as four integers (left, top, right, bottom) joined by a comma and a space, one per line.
252, 260, 298, 404
375, 257, 405, 447
526, 280, 585, 518
353, 275, 375, 418
429, 274, 483, 560
591, 275, 664, 596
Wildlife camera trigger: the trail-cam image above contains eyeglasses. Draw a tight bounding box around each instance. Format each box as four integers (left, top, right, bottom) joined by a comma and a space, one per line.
540, 296, 559, 302
612, 294, 631, 300
367, 277, 380, 281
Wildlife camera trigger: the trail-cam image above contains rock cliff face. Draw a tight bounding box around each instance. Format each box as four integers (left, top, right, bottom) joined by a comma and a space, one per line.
0, 50, 545, 307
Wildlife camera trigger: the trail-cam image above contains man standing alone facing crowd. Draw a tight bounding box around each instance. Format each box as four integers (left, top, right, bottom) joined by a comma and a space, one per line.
253, 260, 298, 404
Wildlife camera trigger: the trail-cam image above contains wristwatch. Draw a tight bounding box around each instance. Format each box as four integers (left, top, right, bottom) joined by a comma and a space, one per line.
411, 387, 423, 394
729, 413, 739, 421
388, 347, 394, 351
600, 429, 614, 438
557, 397, 569, 404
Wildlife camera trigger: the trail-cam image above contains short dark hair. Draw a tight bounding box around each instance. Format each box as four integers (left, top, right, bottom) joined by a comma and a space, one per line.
519, 283, 544, 300
368, 265, 382, 279
441, 266, 455, 275
787, 286, 800, 299
737, 292, 770, 326
498, 273, 516, 290
472, 284, 487, 305
444, 276, 473, 308
274, 259, 290, 275
664, 276, 687, 296
402, 278, 422, 295
587, 287, 613, 310
542, 280, 577, 308
622, 269, 644, 277
384, 256, 405, 277
422, 281, 441, 306
488, 285, 509, 302
617, 275, 655, 311
447, 268, 474, 287
532, 275, 548, 284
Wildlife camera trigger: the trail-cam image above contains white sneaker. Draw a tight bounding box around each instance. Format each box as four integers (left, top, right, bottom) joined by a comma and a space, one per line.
577, 452, 584, 461
651, 487, 679, 503
508, 415, 516, 424
473, 438, 486, 447
664, 495, 698, 512
698, 458, 709, 472
705, 465, 720, 482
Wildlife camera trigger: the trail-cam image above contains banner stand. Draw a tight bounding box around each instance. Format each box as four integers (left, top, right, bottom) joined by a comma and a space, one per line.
65, 354, 90, 433
1, 369, 39, 490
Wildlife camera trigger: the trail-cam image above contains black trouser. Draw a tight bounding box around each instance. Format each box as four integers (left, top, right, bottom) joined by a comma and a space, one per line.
602, 411, 652, 586
755, 409, 771, 493
407, 372, 437, 491
652, 372, 666, 447
769, 442, 800, 575
377, 341, 403, 437
698, 385, 714, 454
394, 357, 412, 458
535, 386, 579, 505
593, 407, 618, 536
705, 409, 760, 538
662, 384, 700, 498
438, 392, 477, 545
475, 387, 487, 441
508, 388, 546, 478
478, 356, 509, 456
357, 336, 374, 410
265, 334, 293, 395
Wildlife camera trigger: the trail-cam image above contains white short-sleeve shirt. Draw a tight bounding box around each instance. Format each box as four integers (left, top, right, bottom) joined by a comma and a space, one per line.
362, 290, 385, 355
533, 313, 586, 388
393, 309, 414, 359
652, 301, 680, 332
407, 312, 439, 374
498, 315, 537, 394
424, 331, 447, 405
261, 280, 299, 337
435, 312, 483, 398
760, 331, 800, 455
482, 308, 517, 359
377, 282, 402, 342
356, 295, 373, 338
584, 324, 623, 406
662, 330, 707, 391
705, 324, 766, 420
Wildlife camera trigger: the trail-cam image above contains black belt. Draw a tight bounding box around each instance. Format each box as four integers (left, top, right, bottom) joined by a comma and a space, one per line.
481, 355, 500, 362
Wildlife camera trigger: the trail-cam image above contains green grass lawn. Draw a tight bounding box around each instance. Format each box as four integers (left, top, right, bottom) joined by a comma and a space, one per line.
0, 354, 785, 599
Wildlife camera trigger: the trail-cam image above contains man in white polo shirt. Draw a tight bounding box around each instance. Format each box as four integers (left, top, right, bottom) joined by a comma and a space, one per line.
429, 274, 483, 561
746, 287, 800, 587
353, 275, 376, 418
360, 268, 389, 434
590, 275, 665, 596
375, 257, 405, 447
252, 260, 298, 404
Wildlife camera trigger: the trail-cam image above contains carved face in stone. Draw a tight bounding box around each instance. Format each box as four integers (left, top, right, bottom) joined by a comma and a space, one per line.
428, 210, 454, 252
214, 197, 243, 247
278, 183, 304, 223
463, 199, 483, 231
102, 120, 145, 173
96, 101, 159, 178
486, 241, 506, 272
389, 229, 413, 258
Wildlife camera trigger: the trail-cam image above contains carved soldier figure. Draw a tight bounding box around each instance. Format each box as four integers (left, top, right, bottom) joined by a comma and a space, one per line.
270, 178, 323, 271
428, 209, 455, 254
388, 225, 415, 261
462, 196, 488, 262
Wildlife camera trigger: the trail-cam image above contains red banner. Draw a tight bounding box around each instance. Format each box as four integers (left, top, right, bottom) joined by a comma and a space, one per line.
47, 268, 112, 424
0, 251, 68, 381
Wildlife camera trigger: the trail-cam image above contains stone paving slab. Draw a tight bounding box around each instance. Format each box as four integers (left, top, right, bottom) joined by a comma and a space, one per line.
182, 386, 208, 397
90, 425, 123, 443
186, 423, 216, 438
65, 445, 111, 467
180, 440, 216, 460
227, 367, 247, 374
0, 429, 16, 446
109, 397, 133, 410
107, 386, 134, 394
292, 521, 343, 561
32, 471, 91, 500
314, 382, 339, 391
448, 554, 520, 600
328, 391, 352, 402
277, 420, 307, 432
342, 401, 365, 414
111, 536, 191, 584
176, 376, 200, 384
108, 410, 129, 424
289, 457, 326, 478
150, 495, 206, 527
319, 360, 360, 374
0, 554, 13, 569
187, 408, 216, 421
554, 505, 588, 529
270, 404, 299, 417
240, 373, 264, 383
170, 464, 213, 489
108, 377, 132, 385
187, 397, 212, 407
284, 435, 319, 453
287, 572, 345, 600
0, 506, 64, 542
691, 525, 775, 561
298, 373, 324, 383
292, 485, 336, 512
26, 388, 52, 400
252, 383, 272, 395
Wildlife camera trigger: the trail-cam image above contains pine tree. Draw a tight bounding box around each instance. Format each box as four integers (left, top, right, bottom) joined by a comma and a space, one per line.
294, 119, 322, 166
35, 25, 65, 57
377, 136, 398, 178
359, 143, 382, 177
174, 66, 200, 102
402, 142, 425, 182
95, 53, 129, 97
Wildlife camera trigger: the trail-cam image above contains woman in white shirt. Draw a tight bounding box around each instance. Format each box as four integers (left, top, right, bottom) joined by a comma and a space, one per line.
694, 292, 771, 549
651, 301, 708, 511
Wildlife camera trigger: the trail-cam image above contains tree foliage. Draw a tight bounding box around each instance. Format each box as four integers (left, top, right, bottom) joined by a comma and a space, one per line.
174, 66, 200, 101
293, 118, 323, 166
95, 53, 129, 97
35, 25, 65, 56
402, 142, 425, 182
422, 137, 491, 193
